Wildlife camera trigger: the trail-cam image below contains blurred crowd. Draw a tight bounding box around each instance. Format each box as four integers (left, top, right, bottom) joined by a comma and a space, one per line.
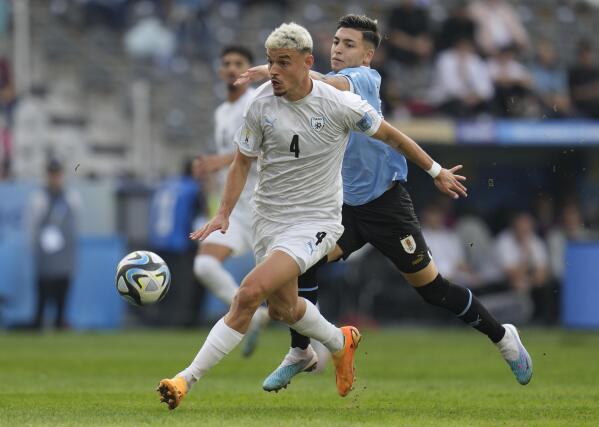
416, 198, 595, 325
40, 0, 599, 120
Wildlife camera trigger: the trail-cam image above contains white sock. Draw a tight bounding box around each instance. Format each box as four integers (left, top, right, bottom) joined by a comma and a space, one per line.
178, 318, 243, 387
279, 345, 315, 367
289, 299, 344, 353
249, 306, 270, 331
194, 254, 239, 305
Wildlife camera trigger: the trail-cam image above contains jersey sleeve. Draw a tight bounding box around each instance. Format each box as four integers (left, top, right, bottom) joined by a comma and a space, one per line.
234, 102, 263, 157
338, 90, 382, 137
337, 67, 374, 96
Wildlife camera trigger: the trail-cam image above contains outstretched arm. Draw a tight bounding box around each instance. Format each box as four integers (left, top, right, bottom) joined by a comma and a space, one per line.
190, 149, 253, 240
194, 152, 236, 176
235, 65, 350, 91
372, 121, 468, 199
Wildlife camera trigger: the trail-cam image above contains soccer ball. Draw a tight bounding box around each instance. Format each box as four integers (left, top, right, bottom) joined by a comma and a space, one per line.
115, 250, 171, 306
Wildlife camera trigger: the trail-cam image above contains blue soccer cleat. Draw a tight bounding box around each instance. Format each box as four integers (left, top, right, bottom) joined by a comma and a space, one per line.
497, 323, 533, 385
262, 346, 318, 392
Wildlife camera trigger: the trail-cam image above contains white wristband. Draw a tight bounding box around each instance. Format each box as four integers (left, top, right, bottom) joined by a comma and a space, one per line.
427, 161, 442, 179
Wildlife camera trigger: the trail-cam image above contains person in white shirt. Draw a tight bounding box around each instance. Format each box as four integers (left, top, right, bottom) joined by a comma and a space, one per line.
495, 212, 549, 292
191, 46, 268, 358
157, 22, 467, 409
430, 37, 494, 117
421, 204, 479, 286
468, 0, 529, 57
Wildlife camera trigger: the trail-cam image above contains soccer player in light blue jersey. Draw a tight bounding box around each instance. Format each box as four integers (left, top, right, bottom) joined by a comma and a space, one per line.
238, 14, 532, 392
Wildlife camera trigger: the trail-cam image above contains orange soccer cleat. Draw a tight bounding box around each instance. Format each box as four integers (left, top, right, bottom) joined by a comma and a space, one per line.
331, 326, 362, 397
157, 376, 188, 410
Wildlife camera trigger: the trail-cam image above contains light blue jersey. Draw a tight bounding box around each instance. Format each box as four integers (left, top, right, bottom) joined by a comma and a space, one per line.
329, 66, 408, 206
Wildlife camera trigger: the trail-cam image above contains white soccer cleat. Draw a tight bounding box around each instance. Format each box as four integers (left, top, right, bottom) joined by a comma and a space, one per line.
496, 324, 533, 385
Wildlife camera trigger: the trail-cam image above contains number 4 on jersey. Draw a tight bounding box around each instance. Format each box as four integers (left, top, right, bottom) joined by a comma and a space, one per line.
290, 134, 300, 158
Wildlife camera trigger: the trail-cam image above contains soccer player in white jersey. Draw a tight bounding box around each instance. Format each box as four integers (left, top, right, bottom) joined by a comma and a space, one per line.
157, 22, 466, 410
239, 15, 533, 392
192, 46, 268, 357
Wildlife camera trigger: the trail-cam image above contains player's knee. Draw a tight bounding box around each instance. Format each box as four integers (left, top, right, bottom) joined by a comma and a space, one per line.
267, 305, 283, 322
236, 279, 268, 309
193, 255, 219, 279
267, 303, 294, 323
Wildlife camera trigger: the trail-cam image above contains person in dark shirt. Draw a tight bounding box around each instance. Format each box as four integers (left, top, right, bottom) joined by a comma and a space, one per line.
436, 2, 476, 53
387, 0, 432, 65
568, 39, 599, 118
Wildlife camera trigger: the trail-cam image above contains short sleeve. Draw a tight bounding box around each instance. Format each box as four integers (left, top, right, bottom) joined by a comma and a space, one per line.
337, 68, 370, 96
234, 103, 263, 157
339, 91, 382, 136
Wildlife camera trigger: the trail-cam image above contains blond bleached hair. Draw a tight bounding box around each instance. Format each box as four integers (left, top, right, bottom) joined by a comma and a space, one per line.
265, 22, 313, 53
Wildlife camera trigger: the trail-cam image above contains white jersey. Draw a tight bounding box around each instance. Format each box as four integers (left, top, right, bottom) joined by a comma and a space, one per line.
214, 88, 257, 205
234, 79, 382, 224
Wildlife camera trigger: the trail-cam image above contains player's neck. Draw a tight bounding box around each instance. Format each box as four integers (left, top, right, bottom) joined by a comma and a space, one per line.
284, 77, 313, 102
227, 86, 247, 103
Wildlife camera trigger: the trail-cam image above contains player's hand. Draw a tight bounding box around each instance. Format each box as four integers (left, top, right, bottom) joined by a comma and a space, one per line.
234, 65, 269, 86
434, 165, 468, 199
189, 213, 229, 241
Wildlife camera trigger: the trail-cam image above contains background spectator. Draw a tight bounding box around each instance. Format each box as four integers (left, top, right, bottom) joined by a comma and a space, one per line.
386, 0, 433, 66
568, 39, 599, 119
494, 212, 555, 323
28, 158, 82, 329
146, 159, 207, 327
547, 203, 594, 281
487, 46, 537, 117
435, 2, 476, 53
421, 204, 479, 286
530, 39, 572, 117
430, 37, 494, 117
468, 0, 529, 57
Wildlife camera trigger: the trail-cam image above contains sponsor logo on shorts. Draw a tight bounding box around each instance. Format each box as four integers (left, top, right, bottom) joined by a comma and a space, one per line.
411, 253, 425, 266
400, 235, 416, 254
310, 116, 325, 132
305, 240, 316, 255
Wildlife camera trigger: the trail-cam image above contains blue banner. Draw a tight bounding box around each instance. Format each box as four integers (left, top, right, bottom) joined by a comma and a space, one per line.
457, 120, 599, 145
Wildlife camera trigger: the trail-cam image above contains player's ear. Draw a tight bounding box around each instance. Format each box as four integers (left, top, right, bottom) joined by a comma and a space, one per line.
305, 53, 314, 69
364, 48, 375, 63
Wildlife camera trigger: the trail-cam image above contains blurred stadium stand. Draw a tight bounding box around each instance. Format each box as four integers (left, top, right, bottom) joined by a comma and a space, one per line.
0, 0, 598, 329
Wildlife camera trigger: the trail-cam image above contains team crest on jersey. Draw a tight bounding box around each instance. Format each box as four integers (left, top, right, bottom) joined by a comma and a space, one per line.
310, 116, 325, 132
400, 235, 417, 254
357, 112, 373, 132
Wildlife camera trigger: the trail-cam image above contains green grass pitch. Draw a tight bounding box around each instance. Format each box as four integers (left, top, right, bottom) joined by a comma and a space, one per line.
1, 327, 598, 426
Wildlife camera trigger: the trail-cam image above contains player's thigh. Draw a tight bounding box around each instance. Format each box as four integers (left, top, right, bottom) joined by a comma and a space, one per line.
238, 250, 301, 305
331, 203, 366, 262
272, 221, 344, 274
362, 184, 432, 275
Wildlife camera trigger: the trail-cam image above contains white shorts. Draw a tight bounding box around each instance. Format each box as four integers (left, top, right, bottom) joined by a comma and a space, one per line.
252, 214, 343, 274
202, 199, 253, 256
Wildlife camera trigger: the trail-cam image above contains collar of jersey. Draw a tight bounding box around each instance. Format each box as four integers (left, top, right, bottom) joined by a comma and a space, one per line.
279, 78, 315, 105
